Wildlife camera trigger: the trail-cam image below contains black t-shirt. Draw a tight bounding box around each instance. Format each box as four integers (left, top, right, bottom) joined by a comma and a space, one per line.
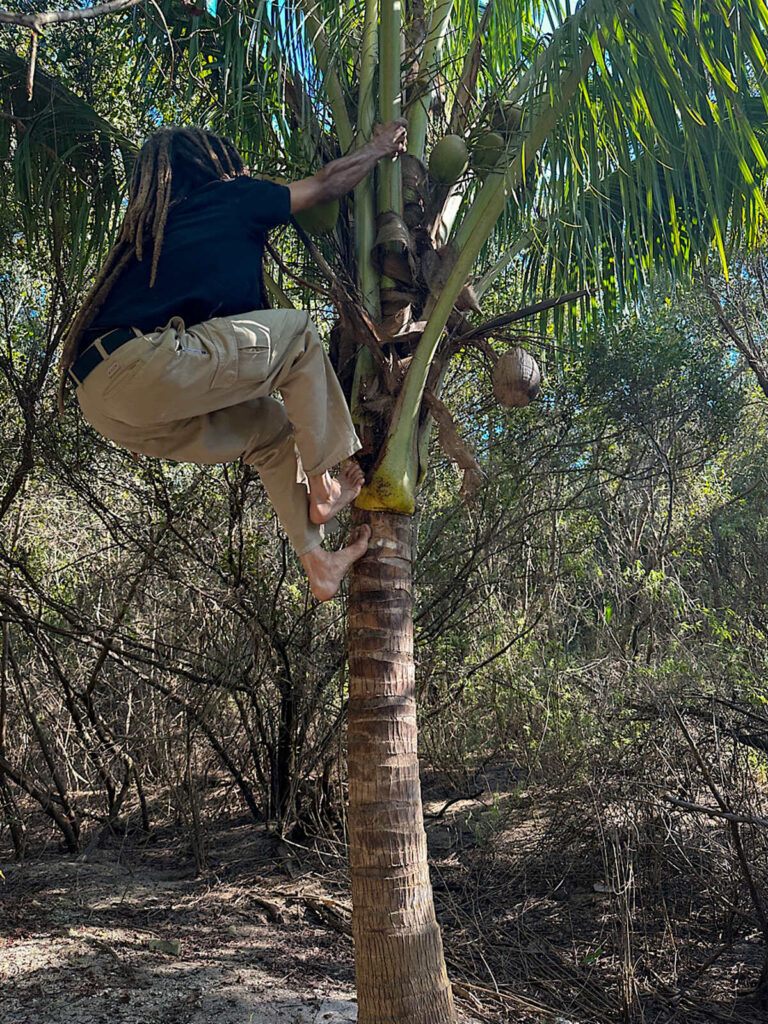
80, 176, 292, 352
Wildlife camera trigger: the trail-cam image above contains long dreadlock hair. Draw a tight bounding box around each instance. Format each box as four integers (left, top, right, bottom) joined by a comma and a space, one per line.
58, 126, 245, 412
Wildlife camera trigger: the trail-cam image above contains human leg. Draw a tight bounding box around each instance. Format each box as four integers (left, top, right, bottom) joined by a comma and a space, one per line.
75, 312, 371, 597
78, 386, 368, 599
199, 310, 359, 468
194, 309, 366, 523
239, 400, 371, 596
260, 312, 362, 478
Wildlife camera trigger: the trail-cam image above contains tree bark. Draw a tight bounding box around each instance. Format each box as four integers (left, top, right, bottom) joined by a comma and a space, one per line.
347, 510, 455, 1024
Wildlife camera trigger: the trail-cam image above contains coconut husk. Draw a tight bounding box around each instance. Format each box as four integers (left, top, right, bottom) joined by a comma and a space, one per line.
374, 211, 414, 251
421, 245, 482, 314
404, 201, 426, 230
421, 244, 458, 295
401, 153, 428, 198
420, 247, 448, 295
379, 251, 414, 285
456, 282, 482, 314
379, 312, 412, 338
424, 391, 485, 498
402, 155, 428, 228
360, 375, 395, 416
374, 212, 417, 281
492, 347, 541, 407
380, 288, 415, 315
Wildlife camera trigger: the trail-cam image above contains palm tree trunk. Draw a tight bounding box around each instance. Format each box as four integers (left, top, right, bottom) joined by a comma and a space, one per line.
348, 510, 455, 1024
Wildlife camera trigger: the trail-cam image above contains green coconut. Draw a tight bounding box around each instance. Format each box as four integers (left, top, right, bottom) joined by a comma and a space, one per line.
491, 100, 524, 135
471, 131, 505, 174
294, 198, 340, 236
428, 135, 469, 185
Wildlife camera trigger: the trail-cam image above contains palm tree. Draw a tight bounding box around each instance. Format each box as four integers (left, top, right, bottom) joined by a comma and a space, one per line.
3, 1, 768, 1020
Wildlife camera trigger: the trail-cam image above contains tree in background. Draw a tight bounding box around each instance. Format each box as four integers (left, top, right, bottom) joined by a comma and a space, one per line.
3, 1, 768, 1020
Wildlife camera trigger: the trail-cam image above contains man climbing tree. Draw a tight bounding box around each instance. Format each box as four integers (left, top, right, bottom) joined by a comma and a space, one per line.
58, 120, 408, 601
5, 0, 768, 1021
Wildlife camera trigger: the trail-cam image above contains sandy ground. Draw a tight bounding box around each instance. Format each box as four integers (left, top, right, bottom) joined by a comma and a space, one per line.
0, 812, 488, 1024
1, 854, 363, 1024
4, 774, 765, 1024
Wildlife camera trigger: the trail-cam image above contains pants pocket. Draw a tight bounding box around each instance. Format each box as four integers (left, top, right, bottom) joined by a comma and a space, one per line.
204, 316, 273, 390
93, 334, 177, 424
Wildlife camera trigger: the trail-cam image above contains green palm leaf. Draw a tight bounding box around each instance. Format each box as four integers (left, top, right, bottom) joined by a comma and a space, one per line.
0, 48, 134, 285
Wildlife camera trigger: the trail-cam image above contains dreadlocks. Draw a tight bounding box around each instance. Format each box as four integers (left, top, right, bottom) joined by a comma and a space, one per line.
57, 126, 244, 412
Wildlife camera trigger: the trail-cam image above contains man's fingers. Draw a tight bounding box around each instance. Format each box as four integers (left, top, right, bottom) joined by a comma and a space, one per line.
371, 119, 408, 159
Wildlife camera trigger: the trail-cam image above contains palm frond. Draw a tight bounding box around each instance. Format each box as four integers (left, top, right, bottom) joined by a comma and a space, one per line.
471, 0, 768, 316
0, 47, 134, 286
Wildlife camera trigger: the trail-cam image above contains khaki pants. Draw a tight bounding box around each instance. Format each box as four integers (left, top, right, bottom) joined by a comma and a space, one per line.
76, 308, 362, 555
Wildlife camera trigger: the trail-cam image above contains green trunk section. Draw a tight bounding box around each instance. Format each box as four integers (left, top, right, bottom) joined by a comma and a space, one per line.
351, 0, 381, 431
355, 0, 381, 318
378, 0, 403, 219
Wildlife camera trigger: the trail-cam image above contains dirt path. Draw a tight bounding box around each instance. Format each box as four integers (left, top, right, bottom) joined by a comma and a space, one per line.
6, 776, 762, 1023
0, 805, 491, 1024
1, 853, 362, 1024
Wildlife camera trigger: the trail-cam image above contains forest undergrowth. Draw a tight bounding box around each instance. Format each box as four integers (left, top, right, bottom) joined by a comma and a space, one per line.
3, 213, 768, 1023
3, 704, 767, 1024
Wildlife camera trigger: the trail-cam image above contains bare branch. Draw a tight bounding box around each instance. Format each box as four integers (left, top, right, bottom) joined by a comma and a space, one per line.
0, 0, 142, 32
26, 30, 38, 101
665, 794, 768, 829
457, 289, 588, 341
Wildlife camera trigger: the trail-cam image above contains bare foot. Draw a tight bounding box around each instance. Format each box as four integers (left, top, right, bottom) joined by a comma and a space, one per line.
299, 525, 371, 602
308, 462, 365, 526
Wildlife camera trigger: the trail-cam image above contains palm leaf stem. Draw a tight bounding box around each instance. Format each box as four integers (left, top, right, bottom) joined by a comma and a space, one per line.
263, 270, 296, 309
378, 0, 403, 217
355, 0, 381, 316
448, 0, 494, 136
407, 0, 455, 161
295, 0, 354, 152
458, 287, 589, 340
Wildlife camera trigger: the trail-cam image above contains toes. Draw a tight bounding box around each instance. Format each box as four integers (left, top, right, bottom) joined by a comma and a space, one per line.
344, 461, 366, 487
345, 527, 367, 552
352, 524, 372, 547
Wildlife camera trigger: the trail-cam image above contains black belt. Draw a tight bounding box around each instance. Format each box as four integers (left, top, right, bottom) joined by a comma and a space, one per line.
68, 328, 139, 387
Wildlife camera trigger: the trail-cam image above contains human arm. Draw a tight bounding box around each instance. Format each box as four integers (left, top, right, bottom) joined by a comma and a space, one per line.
288, 119, 408, 213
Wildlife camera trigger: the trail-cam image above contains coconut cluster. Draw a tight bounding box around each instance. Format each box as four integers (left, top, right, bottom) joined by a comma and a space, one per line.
427, 131, 510, 185
427, 98, 524, 187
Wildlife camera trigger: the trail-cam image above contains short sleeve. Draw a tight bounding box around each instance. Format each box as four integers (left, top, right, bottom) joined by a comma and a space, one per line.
236, 176, 292, 230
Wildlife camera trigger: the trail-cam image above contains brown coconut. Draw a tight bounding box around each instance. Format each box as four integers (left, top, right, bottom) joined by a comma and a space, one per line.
493, 347, 541, 407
